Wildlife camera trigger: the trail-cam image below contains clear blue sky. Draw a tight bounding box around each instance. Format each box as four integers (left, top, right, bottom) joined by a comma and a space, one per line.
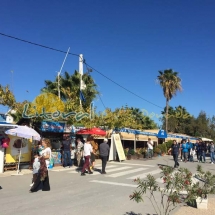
0, 0, 215, 125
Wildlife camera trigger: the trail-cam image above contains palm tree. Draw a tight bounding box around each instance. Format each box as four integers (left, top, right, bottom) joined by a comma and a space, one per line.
41, 71, 99, 109
157, 69, 182, 132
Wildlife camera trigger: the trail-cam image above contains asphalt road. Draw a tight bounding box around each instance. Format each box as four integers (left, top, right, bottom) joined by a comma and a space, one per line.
1, 156, 215, 215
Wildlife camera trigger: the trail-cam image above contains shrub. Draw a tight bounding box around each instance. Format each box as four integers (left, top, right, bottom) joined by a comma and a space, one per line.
128, 149, 135, 155
157, 143, 167, 154
165, 140, 173, 151
154, 147, 161, 154
130, 165, 215, 215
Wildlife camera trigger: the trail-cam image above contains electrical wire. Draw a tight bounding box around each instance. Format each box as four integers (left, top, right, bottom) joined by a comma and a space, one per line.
0, 32, 79, 57
0, 32, 163, 109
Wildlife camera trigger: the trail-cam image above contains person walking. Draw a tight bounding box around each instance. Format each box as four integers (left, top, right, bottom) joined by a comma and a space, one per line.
99, 138, 110, 174
29, 138, 51, 192
186, 139, 193, 161
61, 135, 72, 168
76, 138, 84, 168
181, 139, 189, 162
201, 140, 207, 163
81, 136, 93, 176
147, 138, 154, 158
209, 142, 215, 164
168, 140, 180, 168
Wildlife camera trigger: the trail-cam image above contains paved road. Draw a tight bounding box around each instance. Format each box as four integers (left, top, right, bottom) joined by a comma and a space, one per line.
1, 156, 215, 215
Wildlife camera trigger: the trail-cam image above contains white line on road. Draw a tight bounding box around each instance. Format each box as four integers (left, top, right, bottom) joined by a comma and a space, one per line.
92, 166, 133, 175
109, 161, 155, 167
90, 180, 137, 187
127, 169, 161, 179
106, 168, 147, 178
67, 165, 117, 174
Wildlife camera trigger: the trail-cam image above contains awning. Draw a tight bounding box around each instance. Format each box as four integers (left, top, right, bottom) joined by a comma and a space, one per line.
201, 137, 213, 142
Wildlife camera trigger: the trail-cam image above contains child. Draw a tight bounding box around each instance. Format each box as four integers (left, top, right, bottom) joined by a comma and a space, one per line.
190, 147, 195, 162
30, 152, 40, 187
71, 146, 76, 167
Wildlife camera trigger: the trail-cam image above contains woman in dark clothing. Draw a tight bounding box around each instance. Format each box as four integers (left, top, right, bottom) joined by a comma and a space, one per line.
168, 140, 180, 168
29, 156, 50, 192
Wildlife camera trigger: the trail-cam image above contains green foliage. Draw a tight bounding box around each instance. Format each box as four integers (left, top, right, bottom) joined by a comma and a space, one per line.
157, 143, 167, 154
130, 165, 215, 215
154, 147, 161, 154
165, 140, 173, 151
128, 149, 135, 155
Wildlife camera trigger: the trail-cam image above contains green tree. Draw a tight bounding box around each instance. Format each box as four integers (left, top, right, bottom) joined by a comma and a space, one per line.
157, 69, 182, 132
41, 71, 99, 110
0, 84, 16, 108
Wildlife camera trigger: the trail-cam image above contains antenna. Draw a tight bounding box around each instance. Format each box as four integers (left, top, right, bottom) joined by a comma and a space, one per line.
58, 47, 70, 99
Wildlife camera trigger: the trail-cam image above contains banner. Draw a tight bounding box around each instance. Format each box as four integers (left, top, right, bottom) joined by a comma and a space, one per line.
41, 121, 65, 133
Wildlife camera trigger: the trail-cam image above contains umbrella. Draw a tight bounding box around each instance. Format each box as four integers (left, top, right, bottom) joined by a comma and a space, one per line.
5, 125, 41, 175
5, 125, 41, 141
76, 127, 106, 136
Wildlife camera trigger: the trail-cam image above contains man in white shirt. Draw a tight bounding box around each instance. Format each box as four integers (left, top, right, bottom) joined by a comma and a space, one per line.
147, 138, 154, 158
81, 136, 93, 176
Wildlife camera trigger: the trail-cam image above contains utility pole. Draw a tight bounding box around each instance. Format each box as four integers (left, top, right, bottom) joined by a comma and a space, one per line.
58, 47, 70, 99
79, 54, 83, 107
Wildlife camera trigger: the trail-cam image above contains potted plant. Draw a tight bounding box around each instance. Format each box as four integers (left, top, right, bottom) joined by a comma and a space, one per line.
128, 149, 136, 159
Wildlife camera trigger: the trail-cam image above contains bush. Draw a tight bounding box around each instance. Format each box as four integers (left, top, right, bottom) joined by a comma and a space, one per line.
165, 140, 173, 151
128, 149, 135, 155
130, 165, 215, 215
157, 143, 167, 154
154, 147, 161, 154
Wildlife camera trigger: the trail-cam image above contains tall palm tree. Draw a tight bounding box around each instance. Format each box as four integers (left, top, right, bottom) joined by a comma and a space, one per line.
41, 70, 99, 109
157, 69, 182, 132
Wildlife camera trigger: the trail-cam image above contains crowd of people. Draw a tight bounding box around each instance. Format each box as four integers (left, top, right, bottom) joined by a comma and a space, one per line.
30, 135, 110, 192
169, 138, 215, 168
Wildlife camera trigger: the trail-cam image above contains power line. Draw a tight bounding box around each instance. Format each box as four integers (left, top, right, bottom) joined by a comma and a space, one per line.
97, 93, 107, 110
0, 32, 79, 57
0, 32, 163, 109
84, 61, 163, 109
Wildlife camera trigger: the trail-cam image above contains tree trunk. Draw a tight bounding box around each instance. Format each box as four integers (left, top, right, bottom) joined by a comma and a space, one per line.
166, 99, 169, 132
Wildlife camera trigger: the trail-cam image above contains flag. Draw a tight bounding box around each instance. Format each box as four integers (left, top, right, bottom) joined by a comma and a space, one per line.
80, 91, 86, 103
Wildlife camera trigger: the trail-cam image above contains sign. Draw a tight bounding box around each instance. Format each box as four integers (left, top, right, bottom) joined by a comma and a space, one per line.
109, 134, 126, 162
41, 121, 65, 133
157, 129, 167, 138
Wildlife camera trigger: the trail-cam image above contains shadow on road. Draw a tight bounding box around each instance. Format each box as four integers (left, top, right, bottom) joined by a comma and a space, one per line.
123, 212, 158, 215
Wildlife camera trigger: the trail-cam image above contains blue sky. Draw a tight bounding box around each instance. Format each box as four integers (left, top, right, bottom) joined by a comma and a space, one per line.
0, 0, 215, 125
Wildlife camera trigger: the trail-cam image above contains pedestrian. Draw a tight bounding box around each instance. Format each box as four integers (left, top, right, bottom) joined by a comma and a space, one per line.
76, 138, 84, 168
186, 139, 193, 161
29, 156, 50, 193
200, 139, 206, 163
189, 147, 195, 162
30, 151, 40, 187
99, 138, 110, 174
81, 136, 93, 176
90, 139, 98, 171
29, 138, 51, 192
147, 138, 154, 158
209, 142, 215, 164
181, 139, 189, 162
61, 135, 72, 168
168, 140, 180, 168
70, 146, 76, 166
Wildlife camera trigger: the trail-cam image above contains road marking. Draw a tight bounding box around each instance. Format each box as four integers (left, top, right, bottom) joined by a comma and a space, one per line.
51, 167, 77, 172
90, 180, 137, 188
92, 166, 133, 175
67, 165, 117, 174
106, 168, 147, 178
127, 169, 161, 179
109, 161, 155, 167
